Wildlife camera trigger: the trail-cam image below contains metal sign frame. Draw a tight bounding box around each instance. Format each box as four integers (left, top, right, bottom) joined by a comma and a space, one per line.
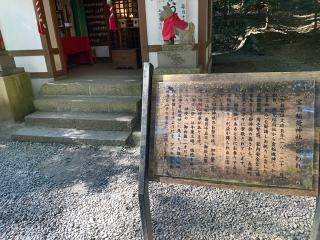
138, 62, 320, 240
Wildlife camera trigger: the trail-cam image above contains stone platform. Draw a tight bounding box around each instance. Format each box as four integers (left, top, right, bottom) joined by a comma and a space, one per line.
0, 72, 34, 122
155, 44, 201, 75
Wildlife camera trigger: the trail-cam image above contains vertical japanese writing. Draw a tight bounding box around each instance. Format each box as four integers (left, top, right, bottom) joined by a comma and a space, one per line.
210, 97, 217, 173
271, 93, 277, 175
247, 92, 254, 176
263, 94, 269, 176
233, 99, 239, 176
279, 95, 286, 175
225, 93, 232, 174
296, 99, 303, 169
255, 94, 262, 177
203, 90, 210, 165
240, 93, 246, 171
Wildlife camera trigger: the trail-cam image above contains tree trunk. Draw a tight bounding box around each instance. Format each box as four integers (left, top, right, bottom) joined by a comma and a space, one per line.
315, 0, 319, 30
265, 4, 270, 29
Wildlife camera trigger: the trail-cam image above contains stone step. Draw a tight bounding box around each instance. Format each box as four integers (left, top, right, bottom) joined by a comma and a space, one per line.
12, 127, 131, 146
25, 112, 136, 131
34, 96, 141, 113
41, 80, 142, 96
154, 67, 201, 75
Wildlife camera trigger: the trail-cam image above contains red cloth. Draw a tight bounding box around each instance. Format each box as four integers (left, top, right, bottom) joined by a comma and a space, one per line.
37, 20, 46, 35
162, 13, 188, 41
61, 37, 94, 65
109, 6, 117, 31
0, 34, 4, 49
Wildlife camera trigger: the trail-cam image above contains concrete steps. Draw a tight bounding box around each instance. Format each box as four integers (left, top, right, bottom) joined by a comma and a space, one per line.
12, 127, 131, 146
25, 112, 136, 131
41, 80, 142, 96
34, 96, 141, 113
13, 79, 142, 146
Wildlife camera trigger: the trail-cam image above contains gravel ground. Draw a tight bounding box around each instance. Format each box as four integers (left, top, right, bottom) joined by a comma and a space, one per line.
0, 141, 316, 240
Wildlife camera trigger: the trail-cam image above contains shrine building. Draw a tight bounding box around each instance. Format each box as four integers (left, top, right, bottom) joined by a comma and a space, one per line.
0, 0, 213, 145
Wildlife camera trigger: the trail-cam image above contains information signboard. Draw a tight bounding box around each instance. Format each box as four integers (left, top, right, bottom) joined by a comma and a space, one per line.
138, 63, 320, 240
154, 81, 315, 191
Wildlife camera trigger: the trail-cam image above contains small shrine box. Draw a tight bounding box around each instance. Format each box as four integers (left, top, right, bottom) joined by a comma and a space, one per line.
111, 49, 139, 69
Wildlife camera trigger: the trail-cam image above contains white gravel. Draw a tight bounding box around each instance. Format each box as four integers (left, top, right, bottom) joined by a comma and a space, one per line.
0, 141, 316, 240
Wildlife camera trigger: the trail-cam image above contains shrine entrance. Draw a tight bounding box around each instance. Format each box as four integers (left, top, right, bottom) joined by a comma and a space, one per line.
43, 0, 144, 77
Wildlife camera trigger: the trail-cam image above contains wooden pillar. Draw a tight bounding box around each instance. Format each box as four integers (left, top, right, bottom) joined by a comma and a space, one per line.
32, 0, 67, 79
198, 0, 207, 72
32, 0, 55, 77
137, 0, 149, 63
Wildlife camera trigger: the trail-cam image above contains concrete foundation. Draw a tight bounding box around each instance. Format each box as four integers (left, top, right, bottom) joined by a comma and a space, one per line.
158, 50, 198, 68
156, 44, 200, 74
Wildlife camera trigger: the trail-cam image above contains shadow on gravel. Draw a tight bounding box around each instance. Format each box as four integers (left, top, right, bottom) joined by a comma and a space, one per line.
35, 145, 139, 193
151, 187, 314, 239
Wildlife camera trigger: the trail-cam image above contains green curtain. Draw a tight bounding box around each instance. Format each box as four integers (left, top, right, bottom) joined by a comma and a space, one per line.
70, 0, 89, 36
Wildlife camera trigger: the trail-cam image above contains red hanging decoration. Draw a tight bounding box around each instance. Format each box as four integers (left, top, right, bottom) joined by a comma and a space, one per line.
109, 6, 117, 31
35, 0, 46, 35
162, 13, 188, 41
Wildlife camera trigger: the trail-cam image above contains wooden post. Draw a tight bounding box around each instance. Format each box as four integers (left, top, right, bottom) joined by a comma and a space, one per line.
138, 62, 154, 240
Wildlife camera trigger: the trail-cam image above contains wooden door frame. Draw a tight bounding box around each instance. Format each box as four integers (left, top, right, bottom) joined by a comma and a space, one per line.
32, 0, 68, 79
48, 0, 68, 77
137, 0, 149, 62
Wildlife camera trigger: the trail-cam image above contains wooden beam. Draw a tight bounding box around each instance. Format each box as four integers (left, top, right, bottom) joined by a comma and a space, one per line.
8, 49, 45, 57
30, 72, 55, 78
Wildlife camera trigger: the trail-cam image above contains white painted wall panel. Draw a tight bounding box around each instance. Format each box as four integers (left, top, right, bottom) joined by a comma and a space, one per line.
186, 0, 198, 43
0, 0, 42, 50
14, 56, 47, 72
149, 52, 158, 68
145, 0, 198, 45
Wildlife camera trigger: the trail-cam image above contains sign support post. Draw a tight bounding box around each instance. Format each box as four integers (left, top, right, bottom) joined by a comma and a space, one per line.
139, 63, 154, 240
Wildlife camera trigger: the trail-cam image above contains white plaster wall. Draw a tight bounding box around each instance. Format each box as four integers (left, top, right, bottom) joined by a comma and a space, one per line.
186, 0, 198, 43
31, 78, 54, 96
0, 0, 42, 50
0, 0, 48, 73
14, 56, 47, 73
145, 0, 159, 45
149, 52, 158, 68
145, 0, 198, 67
145, 0, 198, 46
